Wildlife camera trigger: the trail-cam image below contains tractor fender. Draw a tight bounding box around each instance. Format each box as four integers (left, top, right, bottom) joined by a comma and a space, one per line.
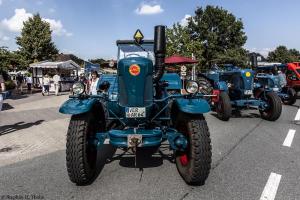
59, 98, 99, 115
215, 81, 228, 91
174, 98, 211, 114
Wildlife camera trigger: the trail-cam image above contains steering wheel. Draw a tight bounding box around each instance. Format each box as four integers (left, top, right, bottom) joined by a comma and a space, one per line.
125, 53, 141, 58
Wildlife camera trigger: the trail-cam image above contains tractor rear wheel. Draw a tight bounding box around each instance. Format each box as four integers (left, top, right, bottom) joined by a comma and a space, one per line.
260, 92, 282, 121
282, 87, 297, 105
175, 114, 212, 185
197, 76, 213, 103
216, 92, 232, 121
66, 110, 103, 185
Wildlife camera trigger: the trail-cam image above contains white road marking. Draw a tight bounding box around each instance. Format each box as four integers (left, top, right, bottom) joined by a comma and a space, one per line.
260, 172, 282, 200
295, 109, 300, 121
283, 129, 296, 147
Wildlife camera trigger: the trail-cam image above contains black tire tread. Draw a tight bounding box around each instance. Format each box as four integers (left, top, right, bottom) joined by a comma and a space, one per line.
197, 76, 213, 103
66, 113, 95, 185
260, 92, 282, 121
216, 92, 232, 121
175, 115, 212, 185
282, 88, 297, 105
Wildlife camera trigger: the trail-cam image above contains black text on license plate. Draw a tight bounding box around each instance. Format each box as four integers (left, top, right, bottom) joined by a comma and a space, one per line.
125, 107, 146, 118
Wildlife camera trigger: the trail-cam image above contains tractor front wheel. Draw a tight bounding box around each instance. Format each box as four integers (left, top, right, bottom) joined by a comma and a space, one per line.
260, 92, 282, 121
66, 111, 102, 185
216, 92, 232, 121
175, 114, 212, 185
282, 87, 297, 105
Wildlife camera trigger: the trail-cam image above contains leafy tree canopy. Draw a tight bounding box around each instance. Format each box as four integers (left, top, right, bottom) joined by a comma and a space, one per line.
16, 13, 58, 66
267, 46, 300, 63
167, 5, 248, 69
0, 47, 26, 71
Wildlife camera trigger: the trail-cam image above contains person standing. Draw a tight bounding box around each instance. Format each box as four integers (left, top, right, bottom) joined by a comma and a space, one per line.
53, 73, 61, 96
79, 74, 88, 92
278, 70, 287, 88
16, 73, 24, 94
89, 71, 100, 95
26, 74, 33, 94
42, 74, 50, 96
0, 74, 5, 92
0, 74, 5, 111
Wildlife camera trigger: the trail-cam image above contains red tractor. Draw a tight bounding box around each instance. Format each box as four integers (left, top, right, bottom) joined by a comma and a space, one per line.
286, 62, 300, 92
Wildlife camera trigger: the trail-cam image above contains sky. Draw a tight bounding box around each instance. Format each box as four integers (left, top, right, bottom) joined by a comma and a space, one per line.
0, 0, 300, 60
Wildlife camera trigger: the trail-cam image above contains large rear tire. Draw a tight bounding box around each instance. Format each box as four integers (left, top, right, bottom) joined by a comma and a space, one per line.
66, 109, 104, 185
282, 87, 297, 105
216, 92, 232, 121
260, 92, 282, 121
175, 114, 212, 185
197, 76, 213, 103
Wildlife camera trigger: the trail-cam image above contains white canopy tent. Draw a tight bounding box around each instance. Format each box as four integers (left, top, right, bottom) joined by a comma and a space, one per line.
30, 60, 81, 70
30, 60, 80, 91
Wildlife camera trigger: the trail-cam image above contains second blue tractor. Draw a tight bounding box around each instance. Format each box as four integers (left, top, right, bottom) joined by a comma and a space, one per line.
198, 65, 282, 121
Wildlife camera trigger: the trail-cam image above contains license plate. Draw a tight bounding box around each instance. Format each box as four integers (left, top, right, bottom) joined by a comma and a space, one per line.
244, 90, 253, 95
125, 107, 146, 118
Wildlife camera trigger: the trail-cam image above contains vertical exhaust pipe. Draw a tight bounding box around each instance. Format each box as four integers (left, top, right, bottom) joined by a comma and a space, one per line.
153, 25, 166, 82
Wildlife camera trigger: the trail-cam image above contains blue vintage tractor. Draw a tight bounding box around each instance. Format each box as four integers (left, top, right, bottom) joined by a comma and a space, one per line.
255, 65, 297, 105
59, 26, 212, 186
199, 65, 282, 121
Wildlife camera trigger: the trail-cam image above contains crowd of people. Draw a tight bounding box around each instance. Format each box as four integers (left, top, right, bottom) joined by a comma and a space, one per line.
15, 73, 34, 94
41, 71, 102, 96
0, 70, 102, 111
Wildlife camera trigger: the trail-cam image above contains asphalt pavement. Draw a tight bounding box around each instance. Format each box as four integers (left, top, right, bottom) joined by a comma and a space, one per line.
0, 93, 299, 200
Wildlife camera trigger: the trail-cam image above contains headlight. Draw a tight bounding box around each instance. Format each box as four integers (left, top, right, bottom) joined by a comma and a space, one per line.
185, 81, 199, 94
72, 82, 85, 95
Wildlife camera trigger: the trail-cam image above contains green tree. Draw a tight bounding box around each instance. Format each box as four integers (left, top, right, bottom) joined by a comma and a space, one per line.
166, 23, 203, 64
0, 47, 26, 71
188, 5, 248, 67
88, 58, 106, 66
267, 46, 300, 63
16, 14, 58, 66
0, 47, 11, 71
288, 48, 300, 61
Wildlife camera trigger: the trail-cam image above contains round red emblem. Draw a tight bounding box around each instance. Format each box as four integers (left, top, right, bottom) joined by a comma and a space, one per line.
129, 64, 140, 76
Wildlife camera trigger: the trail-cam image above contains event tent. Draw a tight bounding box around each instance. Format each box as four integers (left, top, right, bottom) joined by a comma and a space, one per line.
30, 60, 81, 70
30, 60, 81, 87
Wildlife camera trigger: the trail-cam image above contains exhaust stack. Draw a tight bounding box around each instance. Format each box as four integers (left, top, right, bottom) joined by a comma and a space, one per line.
153, 25, 166, 82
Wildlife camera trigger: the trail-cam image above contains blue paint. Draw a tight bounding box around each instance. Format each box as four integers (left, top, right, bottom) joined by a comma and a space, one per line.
59, 98, 98, 115
175, 98, 210, 114
118, 57, 153, 107
167, 130, 187, 151
231, 99, 265, 107
161, 73, 182, 90
216, 81, 228, 91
